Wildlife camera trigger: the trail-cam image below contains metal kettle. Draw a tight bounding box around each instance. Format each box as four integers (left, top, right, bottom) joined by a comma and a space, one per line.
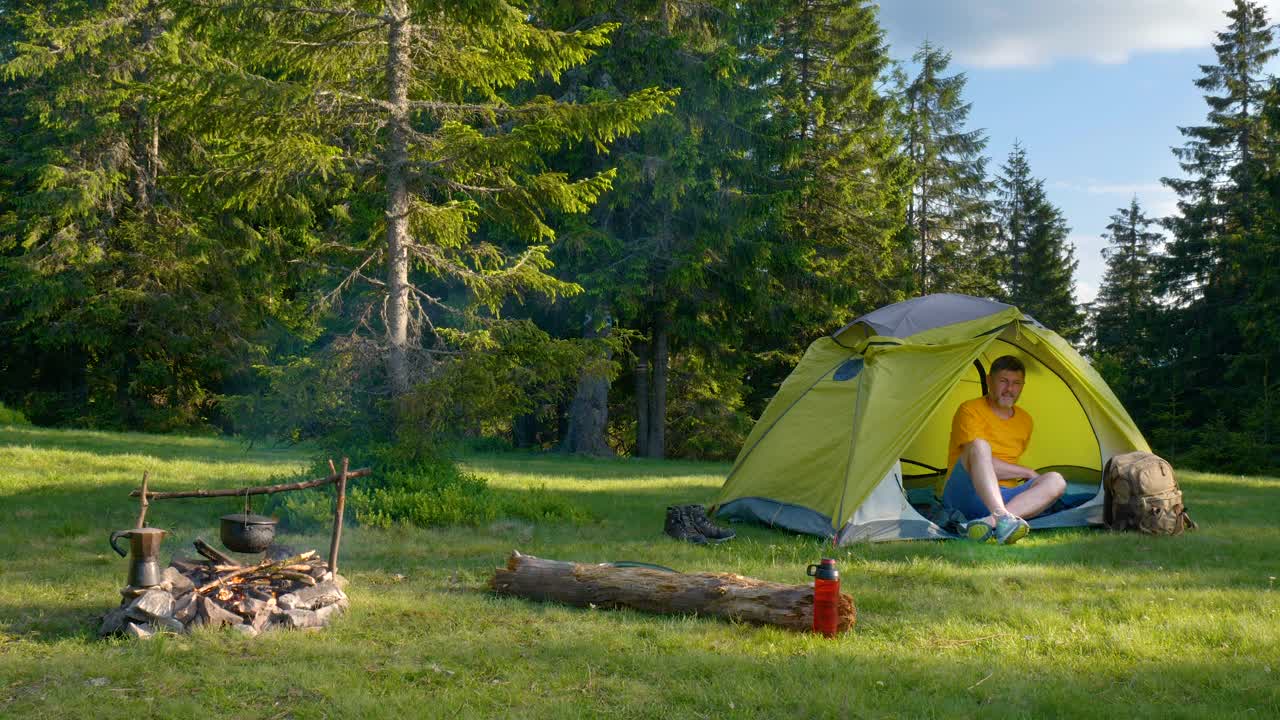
109, 527, 167, 588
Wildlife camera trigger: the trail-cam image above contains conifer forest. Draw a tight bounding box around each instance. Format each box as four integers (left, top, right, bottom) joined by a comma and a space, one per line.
2, 0, 1278, 473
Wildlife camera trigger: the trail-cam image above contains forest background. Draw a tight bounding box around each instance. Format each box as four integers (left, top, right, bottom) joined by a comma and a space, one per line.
2, 0, 1277, 479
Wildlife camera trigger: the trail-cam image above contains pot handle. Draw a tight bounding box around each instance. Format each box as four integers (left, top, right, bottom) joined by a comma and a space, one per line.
109, 529, 132, 557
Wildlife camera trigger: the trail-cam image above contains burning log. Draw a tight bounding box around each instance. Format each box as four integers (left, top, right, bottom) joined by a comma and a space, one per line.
195, 551, 317, 594
491, 551, 856, 633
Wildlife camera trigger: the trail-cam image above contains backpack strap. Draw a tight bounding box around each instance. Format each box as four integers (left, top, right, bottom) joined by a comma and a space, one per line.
1180, 510, 1198, 532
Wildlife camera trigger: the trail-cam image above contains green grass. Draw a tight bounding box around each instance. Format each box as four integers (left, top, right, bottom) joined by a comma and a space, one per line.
1, 425, 1278, 719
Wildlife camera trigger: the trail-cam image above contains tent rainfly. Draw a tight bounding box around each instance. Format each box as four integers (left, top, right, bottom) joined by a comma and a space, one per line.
711, 294, 1150, 543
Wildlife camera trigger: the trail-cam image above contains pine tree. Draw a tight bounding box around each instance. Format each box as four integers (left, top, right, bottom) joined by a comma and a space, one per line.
531, 0, 758, 458
0, 1, 309, 428
1091, 198, 1162, 363
995, 142, 1033, 291
548, 0, 908, 458
1163, 0, 1275, 307
996, 144, 1082, 338
180, 0, 675, 398
742, 0, 910, 386
898, 41, 997, 297
1157, 0, 1280, 465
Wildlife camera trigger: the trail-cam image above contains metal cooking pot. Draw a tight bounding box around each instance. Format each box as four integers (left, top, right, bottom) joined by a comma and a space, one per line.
219, 513, 278, 554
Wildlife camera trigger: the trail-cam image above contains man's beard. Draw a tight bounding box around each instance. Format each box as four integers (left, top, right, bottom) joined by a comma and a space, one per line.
995, 395, 1017, 408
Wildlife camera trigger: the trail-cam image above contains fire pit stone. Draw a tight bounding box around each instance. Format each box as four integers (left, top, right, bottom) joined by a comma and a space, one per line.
98, 546, 348, 639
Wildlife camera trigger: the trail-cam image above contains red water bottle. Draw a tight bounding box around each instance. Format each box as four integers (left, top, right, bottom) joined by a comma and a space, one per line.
806, 558, 840, 637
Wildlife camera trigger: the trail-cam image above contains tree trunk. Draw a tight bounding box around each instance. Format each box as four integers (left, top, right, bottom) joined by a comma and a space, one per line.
384, 2, 412, 396
634, 340, 650, 457
646, 311, 668, 459
512, 413, 538, 449
563, 312, 615, 456
131, 5, 162, 212
491, 551, 856, 634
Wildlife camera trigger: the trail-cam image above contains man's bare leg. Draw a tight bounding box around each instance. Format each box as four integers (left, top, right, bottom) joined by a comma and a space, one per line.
960, 440, 1066, 524
1006, 472, 1066, 519
959, 438, 1011, 524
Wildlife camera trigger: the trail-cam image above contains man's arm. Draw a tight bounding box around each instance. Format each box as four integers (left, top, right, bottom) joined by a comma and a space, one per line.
955, 440, 1036, 480
990, 456, 1037, 482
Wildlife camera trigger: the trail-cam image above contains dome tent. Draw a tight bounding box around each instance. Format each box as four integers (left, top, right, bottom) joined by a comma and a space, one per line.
712, 294, 1150, 543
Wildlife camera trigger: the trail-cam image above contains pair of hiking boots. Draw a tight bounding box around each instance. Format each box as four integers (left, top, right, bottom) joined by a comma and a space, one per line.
664, 504, 735, 544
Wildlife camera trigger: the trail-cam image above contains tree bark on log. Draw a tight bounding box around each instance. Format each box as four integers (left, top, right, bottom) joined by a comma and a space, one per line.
490, 551, 855, 633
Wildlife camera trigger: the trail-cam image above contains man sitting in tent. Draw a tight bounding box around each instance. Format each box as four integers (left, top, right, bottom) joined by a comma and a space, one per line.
943, 355, 1067, 544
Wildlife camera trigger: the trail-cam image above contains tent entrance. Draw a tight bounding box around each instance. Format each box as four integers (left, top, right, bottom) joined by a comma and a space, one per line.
896, 335, 1103, 495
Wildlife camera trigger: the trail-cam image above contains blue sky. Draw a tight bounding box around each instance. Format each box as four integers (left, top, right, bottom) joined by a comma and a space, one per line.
876, 0, 1278, 304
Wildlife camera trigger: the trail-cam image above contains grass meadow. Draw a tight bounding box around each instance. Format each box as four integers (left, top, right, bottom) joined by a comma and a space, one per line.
1, 424, 1278, 719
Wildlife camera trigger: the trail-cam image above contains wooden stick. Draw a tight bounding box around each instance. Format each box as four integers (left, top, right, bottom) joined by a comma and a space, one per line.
275, 570, 318, 586
328, 457, 349, 574
130, 467, 370, 500
135, 471, 150, 528
194, 538, 241, 567
196, 551, 316, 594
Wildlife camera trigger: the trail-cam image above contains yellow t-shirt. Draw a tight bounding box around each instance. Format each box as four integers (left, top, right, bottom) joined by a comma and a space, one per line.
947, 396, 1034, 488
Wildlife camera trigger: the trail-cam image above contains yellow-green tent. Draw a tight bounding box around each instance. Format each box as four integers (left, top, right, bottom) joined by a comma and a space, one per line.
712, 294, 1149, 543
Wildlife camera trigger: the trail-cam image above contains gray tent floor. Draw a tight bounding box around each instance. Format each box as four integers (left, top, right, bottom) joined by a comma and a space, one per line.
715, 482, 1102, 543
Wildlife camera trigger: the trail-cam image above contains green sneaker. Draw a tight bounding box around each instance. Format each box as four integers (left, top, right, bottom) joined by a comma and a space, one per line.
994, 514, 1030, 545
960, 519, 994, 542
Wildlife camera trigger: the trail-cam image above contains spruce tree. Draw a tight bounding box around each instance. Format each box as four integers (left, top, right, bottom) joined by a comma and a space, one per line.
996, 144, 1082, 339
0, 1, 307, 428
1092, 198, 1162, 363
1163, 0, 1275, 308
180, 0, 675, 398
533, 0, 757, 458
745, 0, 910, 372
898, 41, 997, 297
549, 0, 908, 458
1158, 0, 1280, 465
995, 142, 1033, 291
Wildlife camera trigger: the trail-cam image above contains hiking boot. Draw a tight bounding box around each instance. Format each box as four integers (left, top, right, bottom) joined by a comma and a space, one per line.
683, 504, 735, 543
994, 514, 1030, 545
960, 519, 994, 542
664, 505, 707, 544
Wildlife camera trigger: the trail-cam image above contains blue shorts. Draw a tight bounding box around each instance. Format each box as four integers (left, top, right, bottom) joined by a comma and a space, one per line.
942, 461, 1034, 520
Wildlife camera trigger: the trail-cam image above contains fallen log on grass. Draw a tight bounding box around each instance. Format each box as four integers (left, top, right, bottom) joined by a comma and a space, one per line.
490, 551, 855, 633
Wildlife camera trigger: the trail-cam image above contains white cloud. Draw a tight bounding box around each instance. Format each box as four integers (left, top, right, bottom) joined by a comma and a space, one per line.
1051, 179, 1181, 217
877, 1, 1277, 68
1084, 183, 1168, 196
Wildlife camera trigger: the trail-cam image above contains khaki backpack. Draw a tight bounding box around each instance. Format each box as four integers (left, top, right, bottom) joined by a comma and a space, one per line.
1103, 451, 1197, 535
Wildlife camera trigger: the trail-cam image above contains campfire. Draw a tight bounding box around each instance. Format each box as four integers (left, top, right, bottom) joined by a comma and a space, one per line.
100, 540, 348, 639
99, 462, 367, 639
